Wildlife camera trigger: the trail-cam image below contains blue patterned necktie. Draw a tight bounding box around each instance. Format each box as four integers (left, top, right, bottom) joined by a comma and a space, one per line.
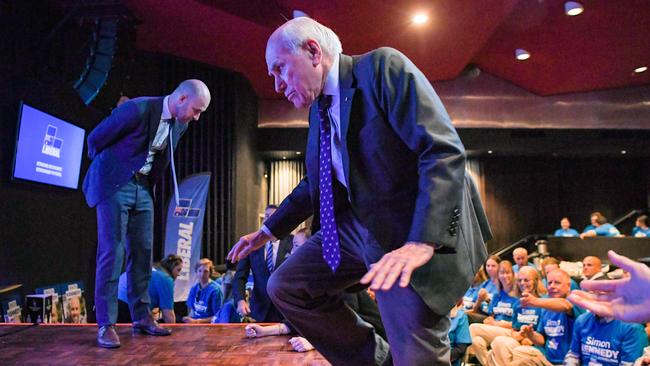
265, 241, 274, 273
318, 95, 341, 272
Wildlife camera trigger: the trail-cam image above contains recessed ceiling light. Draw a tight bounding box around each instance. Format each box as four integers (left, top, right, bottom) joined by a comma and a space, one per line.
621, 150, 627, 155
487, 150, 493, 154
515, 49, 531, 61
412, 13, 429, 25
564, 1, 584, 16
634, 66, 648, 73
296, 151, 302, 155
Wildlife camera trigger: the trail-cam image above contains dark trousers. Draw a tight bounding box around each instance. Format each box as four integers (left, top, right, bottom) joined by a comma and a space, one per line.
267, 209, 451, 366
95, 177, 153, 326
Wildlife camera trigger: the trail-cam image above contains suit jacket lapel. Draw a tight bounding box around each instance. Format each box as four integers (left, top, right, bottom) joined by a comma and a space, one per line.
338, 54, 356, 188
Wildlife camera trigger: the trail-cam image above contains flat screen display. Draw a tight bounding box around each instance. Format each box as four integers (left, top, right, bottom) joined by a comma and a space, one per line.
12, 103, 85, 189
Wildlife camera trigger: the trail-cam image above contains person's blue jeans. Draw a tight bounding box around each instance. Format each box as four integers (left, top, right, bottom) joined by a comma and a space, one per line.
95, 177, 153, 326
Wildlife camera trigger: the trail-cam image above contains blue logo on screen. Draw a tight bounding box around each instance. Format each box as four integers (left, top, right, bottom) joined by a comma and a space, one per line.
42, 125, 64, 158
173, 198, 201, 218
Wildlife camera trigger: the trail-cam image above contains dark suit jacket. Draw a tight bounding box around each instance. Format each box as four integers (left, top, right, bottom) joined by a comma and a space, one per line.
265, 48, 492, 315
82, 97, 188, 207
232, 236, 293, 322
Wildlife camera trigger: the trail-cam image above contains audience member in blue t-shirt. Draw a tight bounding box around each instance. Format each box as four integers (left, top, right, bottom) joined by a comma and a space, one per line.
541, 257, 580, 291
117, 254, 183, 324
554, 217, 579, 237
469, 255, 501, 323
512, 247, 535, 274
449, 304, 472, 366
490, 268, 585, 366
184, 258, 223, 323
564, 312, 648, 366
632, 215, 650, 238
469, 260, 521, 366
581, 211, 621, 238
462, 270, 489, 311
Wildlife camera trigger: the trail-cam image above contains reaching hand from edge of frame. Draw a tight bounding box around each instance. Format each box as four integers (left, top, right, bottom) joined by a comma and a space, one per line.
360, 242, 434, 291
227, 230, 271, 263
567, 250, 650, 323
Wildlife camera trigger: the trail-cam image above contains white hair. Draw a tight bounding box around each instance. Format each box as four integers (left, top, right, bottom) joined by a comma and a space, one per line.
274, 17, 342, 57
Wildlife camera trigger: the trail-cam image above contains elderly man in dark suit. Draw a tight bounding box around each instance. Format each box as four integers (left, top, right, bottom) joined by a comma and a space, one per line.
232, 204, 293, 322
83, 79, 210, 348
228, 17, 490, 366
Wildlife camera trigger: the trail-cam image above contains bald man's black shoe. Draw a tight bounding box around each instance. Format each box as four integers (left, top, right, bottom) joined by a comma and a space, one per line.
97, 325, 120, 348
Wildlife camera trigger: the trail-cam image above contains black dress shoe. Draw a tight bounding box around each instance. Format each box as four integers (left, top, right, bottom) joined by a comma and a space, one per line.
97, 325, 121, 348
132, 316, 172, 336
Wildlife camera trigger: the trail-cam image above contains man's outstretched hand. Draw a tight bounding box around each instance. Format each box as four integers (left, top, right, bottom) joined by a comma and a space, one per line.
360, 242, 434, 291
227, 230, 271, 263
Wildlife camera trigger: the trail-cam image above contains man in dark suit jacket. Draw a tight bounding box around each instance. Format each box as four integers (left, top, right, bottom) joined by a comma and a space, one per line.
229, 18, 490, 366
232, 205, 293, 322
83, 80, 210, 348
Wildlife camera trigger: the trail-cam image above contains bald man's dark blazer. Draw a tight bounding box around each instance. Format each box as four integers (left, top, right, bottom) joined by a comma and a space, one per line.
82, 97, 188, 207
265, 48, 491, 315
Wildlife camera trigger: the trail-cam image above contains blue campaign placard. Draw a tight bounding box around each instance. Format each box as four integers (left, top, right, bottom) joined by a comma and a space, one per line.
13, 103, 85, 189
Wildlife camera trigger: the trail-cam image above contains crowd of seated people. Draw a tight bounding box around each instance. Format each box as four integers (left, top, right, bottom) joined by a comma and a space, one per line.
460, 249, 650, 365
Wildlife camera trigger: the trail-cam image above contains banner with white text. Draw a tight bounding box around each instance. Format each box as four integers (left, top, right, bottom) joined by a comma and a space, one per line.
163, 172, 211, 302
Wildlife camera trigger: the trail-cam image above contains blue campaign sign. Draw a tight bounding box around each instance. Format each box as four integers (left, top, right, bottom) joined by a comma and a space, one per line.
163, 172, 211, 302
13, 103, 85, 189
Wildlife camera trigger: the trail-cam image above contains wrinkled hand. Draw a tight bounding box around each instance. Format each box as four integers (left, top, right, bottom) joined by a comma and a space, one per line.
520, 292, 538, 308
227, 230, 271, 263
567, 250, 650, 323
360, 242, 434, 291
245, 323, 265, 338
289, 336, 315, 352
236, 300, 251, 317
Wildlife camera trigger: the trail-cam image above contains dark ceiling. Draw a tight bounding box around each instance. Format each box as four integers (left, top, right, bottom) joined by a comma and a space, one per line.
119, 0, 650, 99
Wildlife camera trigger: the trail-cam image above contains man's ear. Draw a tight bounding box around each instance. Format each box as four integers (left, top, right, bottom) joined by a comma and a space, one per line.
305, 40, 322, 66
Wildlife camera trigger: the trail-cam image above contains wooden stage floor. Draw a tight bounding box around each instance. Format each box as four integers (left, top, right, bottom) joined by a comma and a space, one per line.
0, 323, 331, 365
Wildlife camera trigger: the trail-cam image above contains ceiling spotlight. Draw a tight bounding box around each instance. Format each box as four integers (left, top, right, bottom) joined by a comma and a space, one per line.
412, 13, 429, 25
296, 151, 302, 155
634, 66, 648, 73
487, 150, 493, 154
564, 1, 584, 16
621, 150, 627, 155
515, 49, 531, 61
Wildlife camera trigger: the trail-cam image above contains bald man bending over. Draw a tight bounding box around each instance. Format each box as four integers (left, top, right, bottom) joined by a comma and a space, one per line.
83, 80, 211, 348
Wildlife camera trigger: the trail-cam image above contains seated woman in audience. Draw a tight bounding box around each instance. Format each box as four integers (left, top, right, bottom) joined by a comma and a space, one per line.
490, 268, 585, 366
117, 254, 183, 323
183, 258, 223, 323
467, 255, 501, 323
554, 217, 579, 237
470, 263, 546, 366
449, 300, 472, 366
633, 215, 650, 237
580, 211, 621, 238
540, 257, 579, 291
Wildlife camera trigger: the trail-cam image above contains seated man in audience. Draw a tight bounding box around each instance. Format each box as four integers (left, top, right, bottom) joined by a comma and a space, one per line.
564, 310, 648, 365
291, 227, 311, 252
490, 268, 584, 366
582, 256, 606, 281
633, 215, 650, 238
580, 212, 620, 238
540, 257, 579, 291
554, 217, 579, 237
513, 248, 535, 273
233, 205, 292, 323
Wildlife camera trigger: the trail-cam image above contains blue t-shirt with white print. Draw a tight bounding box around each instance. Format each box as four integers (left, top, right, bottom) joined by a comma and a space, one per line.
535, 305, 585, 364
511, 300, 542, 330
487, 290, 518, 322
593, 223, 620, 237
554, 228, 579, 237
567, 312, 648, 365
478, 280, 500, 313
